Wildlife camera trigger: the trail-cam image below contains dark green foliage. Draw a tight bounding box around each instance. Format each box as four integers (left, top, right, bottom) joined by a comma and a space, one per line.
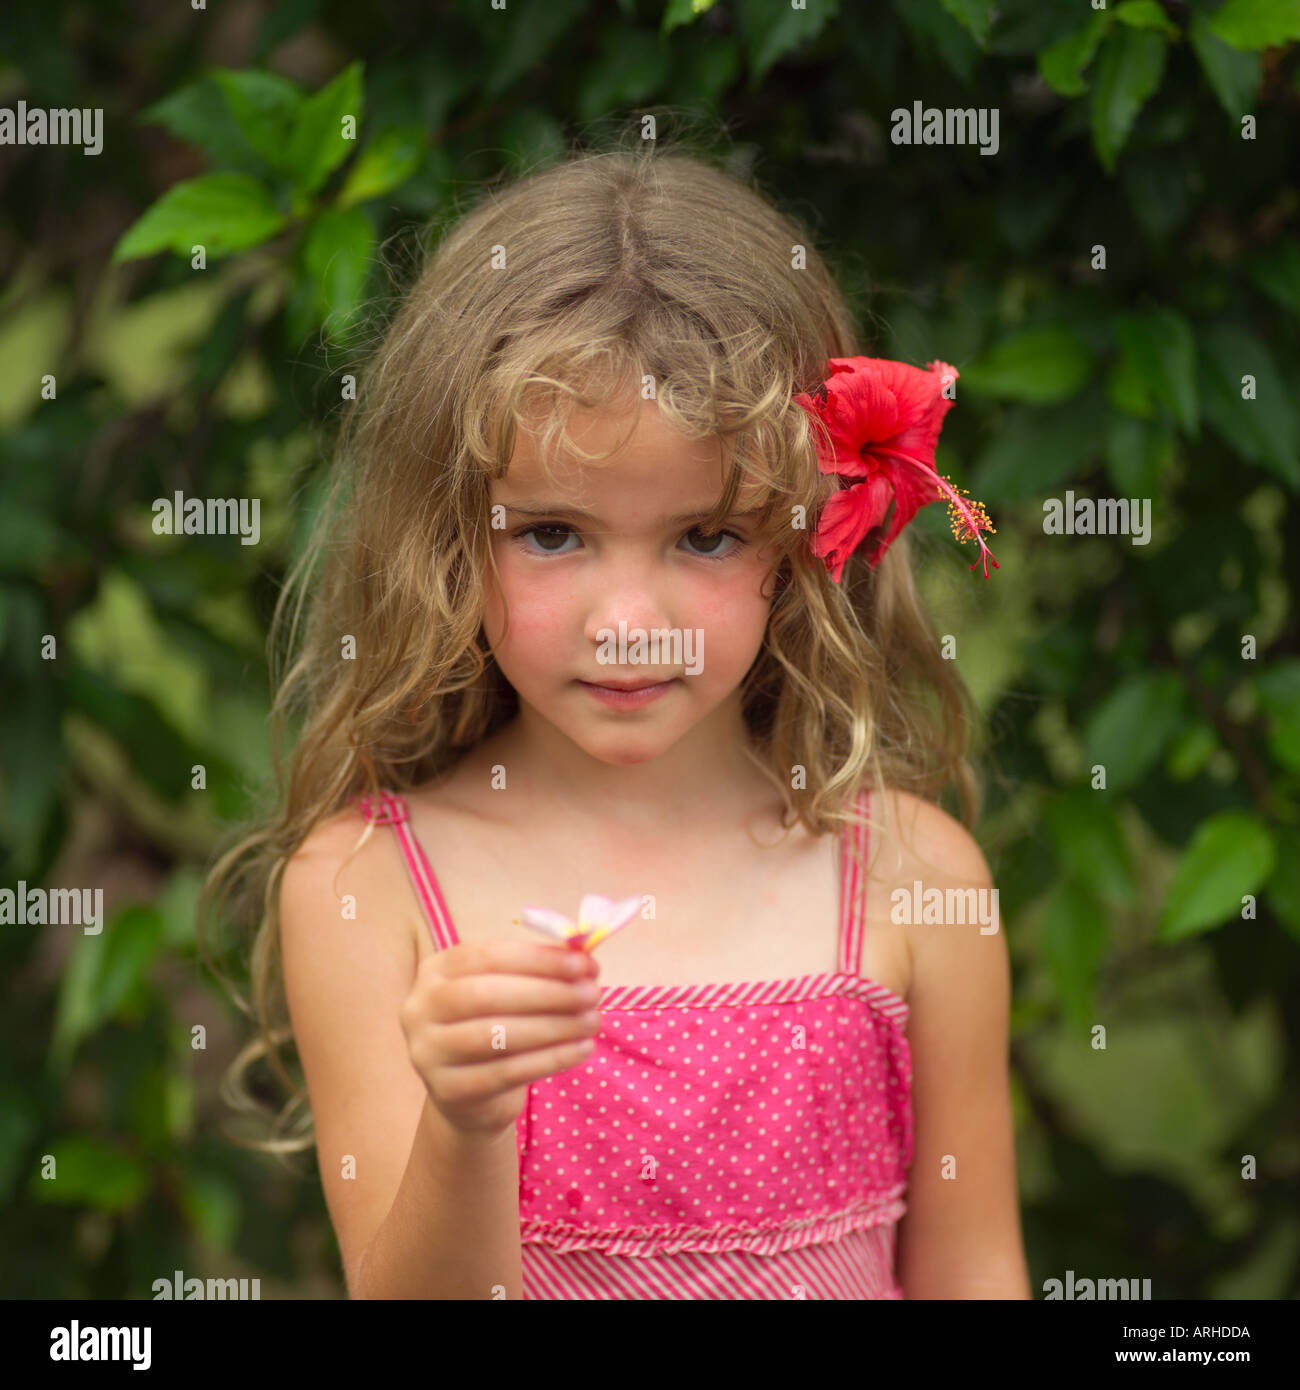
1, 0, 1297, 1300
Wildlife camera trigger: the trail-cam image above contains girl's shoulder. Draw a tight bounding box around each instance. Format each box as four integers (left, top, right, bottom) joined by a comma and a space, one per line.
867, 785, 992, 890
865, 786, 1003, 1024
862, 786, 996, 986
286, 795, 407, 872
279, 796, 427, 967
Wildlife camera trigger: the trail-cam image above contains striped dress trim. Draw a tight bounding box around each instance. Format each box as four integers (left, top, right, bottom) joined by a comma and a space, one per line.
521, 1222, 903, 1300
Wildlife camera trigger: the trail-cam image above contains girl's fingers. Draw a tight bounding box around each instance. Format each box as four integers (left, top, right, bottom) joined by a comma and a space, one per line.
433, 1034, 600, 1102
435, 1008, 601, 1066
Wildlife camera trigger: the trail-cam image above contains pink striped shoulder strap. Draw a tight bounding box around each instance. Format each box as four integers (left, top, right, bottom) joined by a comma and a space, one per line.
837, 787, 871, 978
355, 790, 459, 950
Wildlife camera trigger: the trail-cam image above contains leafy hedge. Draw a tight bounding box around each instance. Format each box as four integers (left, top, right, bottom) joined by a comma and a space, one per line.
1, 0, 1297, 1298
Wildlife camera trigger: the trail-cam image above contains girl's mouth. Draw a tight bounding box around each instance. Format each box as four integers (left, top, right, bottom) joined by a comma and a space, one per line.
577, 678, 678, 708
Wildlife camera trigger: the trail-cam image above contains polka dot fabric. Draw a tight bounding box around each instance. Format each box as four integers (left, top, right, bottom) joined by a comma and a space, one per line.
357, 787, 914, 1299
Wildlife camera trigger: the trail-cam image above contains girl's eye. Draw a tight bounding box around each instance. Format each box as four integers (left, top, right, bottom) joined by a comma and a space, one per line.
513, 524, 745, 562
680, 526, 743, 560
516, 524, 578, 556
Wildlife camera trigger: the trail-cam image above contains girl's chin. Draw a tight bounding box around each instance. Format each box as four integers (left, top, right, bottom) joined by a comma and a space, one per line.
555, 723, 685, 767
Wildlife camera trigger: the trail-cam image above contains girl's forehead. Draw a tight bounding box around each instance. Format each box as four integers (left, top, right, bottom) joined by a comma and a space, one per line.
510, 395, 712, 462
490, 397, 774, 518
497, 423, 725, 493
492, 449, 769, 514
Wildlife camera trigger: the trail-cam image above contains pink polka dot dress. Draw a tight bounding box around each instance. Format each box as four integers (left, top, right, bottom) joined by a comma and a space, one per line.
357, 787, 914, 1299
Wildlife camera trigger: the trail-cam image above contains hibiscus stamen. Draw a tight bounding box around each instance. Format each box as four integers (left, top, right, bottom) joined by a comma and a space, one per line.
872, 446, 1000, 578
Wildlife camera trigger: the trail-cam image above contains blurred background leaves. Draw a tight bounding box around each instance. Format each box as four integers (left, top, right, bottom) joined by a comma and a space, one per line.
0, 0, 1297, 1298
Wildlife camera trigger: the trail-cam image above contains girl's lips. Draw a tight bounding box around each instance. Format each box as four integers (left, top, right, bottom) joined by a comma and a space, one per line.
584, 679, 669, 690
578, 678, 677, 708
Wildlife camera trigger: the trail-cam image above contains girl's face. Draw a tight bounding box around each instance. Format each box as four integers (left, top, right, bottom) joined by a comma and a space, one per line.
482, 394, 783, 768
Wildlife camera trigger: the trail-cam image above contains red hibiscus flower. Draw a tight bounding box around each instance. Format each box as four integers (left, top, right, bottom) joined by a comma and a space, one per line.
794, 357, 998, 582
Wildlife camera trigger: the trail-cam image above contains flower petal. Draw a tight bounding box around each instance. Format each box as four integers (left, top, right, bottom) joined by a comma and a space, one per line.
875, 360, 957, 471
576, 893, 620, 929
578, 896, 642, 951
860, 454, 941, 565
797, 364, 901, 477
810, 475, 893, 582
592, 895, 643, 928
519, 907, 578, 941
828, 367, 901, 457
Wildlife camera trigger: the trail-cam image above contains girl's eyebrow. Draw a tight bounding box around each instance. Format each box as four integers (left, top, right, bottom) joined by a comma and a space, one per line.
500, 504, 765, 526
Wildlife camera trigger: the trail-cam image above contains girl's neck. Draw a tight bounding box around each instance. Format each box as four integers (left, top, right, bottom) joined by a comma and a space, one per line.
468, 703, 780, 838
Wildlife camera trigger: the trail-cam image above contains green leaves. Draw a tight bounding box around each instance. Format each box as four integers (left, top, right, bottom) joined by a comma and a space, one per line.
482, 0, 586, 99
178, 1169, 242, 1251
286, 60, 363, 197
140, 63, 366, 198
294, 207, 375, 344
1208, 0, 1300, 49
1047, 789, 1136, 907
0, 506, 81, 575
337, 125, 427, 209
1253, 662, 1300, 771
1165, 721, 1219, 782
888, 0, 982, 84
28, 1136, 148, 1214
578, 27, 674, 124
1039, 877, 1110, 1028
138, 75, 279, 178
116, 61, 382, 270
662, 0, 719, 39
736, 0, 840, 85
1035, 0, 1179, 128
114, 61, 395, 346
1199, 321, 1300, 489
0, 662, 63, 865
970, 388, 1104, 502
1038, 10, 1111, 97
1266, 830, 1300, 941
1105, 413, 1172, 498
938, 0, 997, 48
1113, 1, 1180, 39
1114, 309, 1199, 435
50, 903, 168, 1073
1246, 239, 1300, 319
960, 325, 1093, 404
213, 69, 304, 170
1159, 811, 1276, 941
1090, 24, 1167, 173
111, 174, 286, 262
1190, 11, 1262, 120
1084, 672, 1187, 794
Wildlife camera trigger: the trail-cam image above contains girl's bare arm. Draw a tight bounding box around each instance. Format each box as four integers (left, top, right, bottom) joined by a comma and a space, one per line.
888, 793, 1033, 1299
278, 816, 523, 1298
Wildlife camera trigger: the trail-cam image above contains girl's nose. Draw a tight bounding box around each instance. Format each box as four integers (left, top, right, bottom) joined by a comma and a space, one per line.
581, 559, 676, 647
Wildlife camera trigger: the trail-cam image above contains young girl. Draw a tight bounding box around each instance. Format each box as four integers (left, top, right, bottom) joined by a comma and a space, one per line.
207, 142, 1030, 1300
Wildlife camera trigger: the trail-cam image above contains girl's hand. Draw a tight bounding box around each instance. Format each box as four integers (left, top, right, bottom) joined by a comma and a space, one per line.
400, 938, 602, 1140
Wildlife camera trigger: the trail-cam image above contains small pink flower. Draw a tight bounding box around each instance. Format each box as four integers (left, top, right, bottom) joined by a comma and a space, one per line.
517, 893, 642, 953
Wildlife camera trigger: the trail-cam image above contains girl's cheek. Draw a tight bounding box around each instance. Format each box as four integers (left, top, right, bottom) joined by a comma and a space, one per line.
483, 556, 570, 651
691, 564, 772, 628
682, 581, 773, 679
